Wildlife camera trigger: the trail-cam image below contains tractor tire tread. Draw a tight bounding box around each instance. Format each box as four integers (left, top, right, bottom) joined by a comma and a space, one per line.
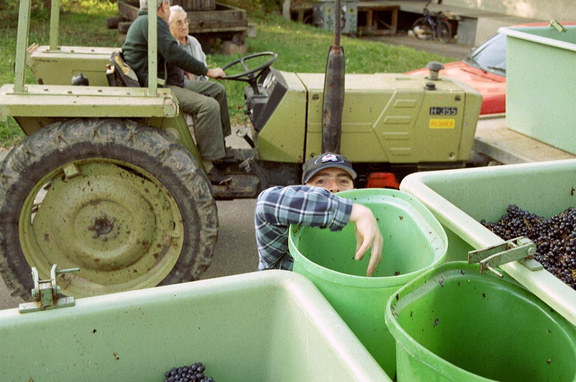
0, 118, 218, 298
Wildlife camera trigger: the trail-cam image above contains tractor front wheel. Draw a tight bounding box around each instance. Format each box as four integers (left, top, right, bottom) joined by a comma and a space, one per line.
0, 119, 218, 299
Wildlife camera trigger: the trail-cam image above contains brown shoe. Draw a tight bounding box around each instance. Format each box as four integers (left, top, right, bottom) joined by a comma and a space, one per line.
207, 167, 232, 185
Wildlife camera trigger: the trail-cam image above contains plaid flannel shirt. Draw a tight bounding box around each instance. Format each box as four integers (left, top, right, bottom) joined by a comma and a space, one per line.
254, 185, 353, 271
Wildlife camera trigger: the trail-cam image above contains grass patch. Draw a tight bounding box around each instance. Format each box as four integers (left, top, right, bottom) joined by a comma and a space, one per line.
208, 14, 451, 125
0, 1, 451, 148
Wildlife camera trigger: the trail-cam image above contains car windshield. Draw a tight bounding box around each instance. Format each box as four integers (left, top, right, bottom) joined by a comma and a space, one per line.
464, 32, 507, 77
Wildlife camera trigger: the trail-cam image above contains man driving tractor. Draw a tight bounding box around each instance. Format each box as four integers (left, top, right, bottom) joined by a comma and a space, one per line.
122, 0, 232, 185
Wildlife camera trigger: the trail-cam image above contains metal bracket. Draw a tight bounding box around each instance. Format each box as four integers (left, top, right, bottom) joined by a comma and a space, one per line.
550, 19, 567, 33
19, 264, 79, 313
468, 237, 543, 278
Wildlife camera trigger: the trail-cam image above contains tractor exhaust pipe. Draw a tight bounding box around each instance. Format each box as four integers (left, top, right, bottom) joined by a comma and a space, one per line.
321, 0, 345, 154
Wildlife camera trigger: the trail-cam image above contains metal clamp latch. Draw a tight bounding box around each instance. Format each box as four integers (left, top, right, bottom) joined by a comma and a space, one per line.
19, 264, 79, 313
468, 237, 543, 278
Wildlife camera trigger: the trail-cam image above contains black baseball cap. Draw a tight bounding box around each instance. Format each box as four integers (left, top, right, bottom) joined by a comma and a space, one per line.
302, 153, 357, 184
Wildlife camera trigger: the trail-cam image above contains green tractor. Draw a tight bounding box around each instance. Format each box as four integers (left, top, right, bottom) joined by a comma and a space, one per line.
0, 0, 482, 298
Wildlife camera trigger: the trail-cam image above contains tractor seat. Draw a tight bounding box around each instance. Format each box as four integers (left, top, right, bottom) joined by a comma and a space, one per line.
107, 51, 140, 87
106, 52, 196, 133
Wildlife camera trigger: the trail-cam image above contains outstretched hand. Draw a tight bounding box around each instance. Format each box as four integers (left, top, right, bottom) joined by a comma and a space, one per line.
349, 204, 384, 276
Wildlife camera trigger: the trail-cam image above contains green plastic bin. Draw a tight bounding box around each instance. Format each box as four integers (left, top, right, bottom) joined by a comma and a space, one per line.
289, 188, 447, 378
501, 24, 576, 154
0, 271, 389, 381
386, 262, 576, 381
400, 159, 576, 326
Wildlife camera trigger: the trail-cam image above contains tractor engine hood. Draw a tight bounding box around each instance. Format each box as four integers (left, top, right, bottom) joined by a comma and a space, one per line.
244, 68, 482, 165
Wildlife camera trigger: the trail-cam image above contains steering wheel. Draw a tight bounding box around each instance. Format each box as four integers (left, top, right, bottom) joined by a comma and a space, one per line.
221, 52, 278, 94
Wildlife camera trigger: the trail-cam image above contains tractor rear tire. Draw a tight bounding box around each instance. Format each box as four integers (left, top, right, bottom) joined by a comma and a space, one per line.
0, 118, 218, 299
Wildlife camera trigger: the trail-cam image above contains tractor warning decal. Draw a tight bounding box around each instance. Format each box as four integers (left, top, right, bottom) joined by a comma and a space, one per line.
429, 119, 455, 129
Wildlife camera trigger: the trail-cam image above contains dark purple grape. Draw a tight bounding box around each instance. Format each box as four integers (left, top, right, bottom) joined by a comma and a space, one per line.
482, 205, 576, 290
163, 363, 214, 382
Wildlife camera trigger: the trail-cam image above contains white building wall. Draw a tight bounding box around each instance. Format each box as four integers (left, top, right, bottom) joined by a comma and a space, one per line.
441, 0, 576, 20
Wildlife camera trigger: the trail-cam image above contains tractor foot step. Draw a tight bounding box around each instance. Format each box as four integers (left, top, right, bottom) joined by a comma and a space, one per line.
211, 174, 261, 199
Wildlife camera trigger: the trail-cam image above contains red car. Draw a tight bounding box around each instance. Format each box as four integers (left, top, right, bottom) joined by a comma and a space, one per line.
406, 32, 507, 115
406, 22, 575, 115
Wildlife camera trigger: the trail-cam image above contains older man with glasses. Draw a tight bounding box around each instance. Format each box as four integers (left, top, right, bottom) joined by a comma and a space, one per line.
169, 5, 208, 81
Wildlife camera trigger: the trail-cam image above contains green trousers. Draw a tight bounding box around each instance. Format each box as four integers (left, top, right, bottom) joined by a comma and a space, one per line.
168, 79, 231, 161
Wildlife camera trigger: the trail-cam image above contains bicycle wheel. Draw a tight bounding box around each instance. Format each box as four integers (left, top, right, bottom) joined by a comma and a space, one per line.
412, 17, 433, 41
437, 19, 453, 43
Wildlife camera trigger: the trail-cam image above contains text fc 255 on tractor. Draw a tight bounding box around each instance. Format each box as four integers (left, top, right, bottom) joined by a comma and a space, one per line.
0, 0, 482, 299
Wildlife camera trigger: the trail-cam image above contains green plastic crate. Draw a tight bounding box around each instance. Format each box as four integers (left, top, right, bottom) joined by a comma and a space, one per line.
386, 262, 576, 381
400, 159, 576, 326
289, 188, 447, 378
501, 25, 576, 154
0, 271, 389, 381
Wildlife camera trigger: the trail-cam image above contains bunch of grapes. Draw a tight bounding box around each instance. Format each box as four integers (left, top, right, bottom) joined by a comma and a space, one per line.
481, 204, 576, 290
163, 362, 215, 382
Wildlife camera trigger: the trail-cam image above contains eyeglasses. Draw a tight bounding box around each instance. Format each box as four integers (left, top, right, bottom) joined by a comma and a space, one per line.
173, 19, 190, 27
